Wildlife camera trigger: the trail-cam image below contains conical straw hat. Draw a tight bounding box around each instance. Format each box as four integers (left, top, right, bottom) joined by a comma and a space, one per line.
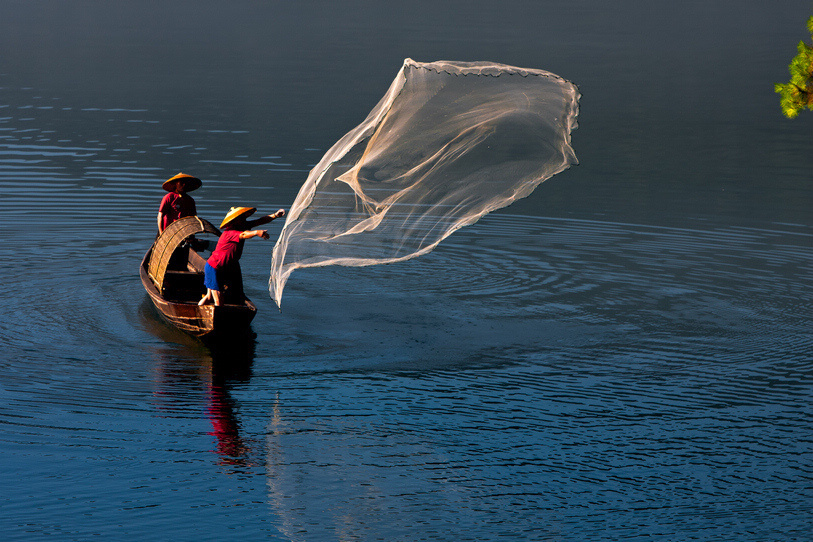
220, 206, 256, 229
162, 172, 202, 192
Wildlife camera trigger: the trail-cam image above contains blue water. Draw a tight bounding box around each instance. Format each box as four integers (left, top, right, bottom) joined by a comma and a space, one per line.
1, 1, 812, 540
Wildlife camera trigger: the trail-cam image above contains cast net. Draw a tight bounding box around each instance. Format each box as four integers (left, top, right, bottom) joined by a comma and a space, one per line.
269, 58, 580, 307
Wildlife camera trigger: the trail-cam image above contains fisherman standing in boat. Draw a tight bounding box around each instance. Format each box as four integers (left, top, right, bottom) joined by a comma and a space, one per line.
199, 206, 286, 306
157, 173, 201, 233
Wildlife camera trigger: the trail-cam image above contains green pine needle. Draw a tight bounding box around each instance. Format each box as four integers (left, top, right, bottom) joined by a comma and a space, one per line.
776, 16, 813, 118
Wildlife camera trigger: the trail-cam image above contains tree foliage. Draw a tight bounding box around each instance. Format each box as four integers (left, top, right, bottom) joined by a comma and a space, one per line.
775, 16, 813, 118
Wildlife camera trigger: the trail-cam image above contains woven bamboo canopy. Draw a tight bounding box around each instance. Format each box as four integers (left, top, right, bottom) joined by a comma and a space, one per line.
148, 216, 220, 290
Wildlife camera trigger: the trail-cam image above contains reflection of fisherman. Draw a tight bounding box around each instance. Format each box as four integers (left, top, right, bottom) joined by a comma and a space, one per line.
208, 380, 250, 465
157, 173, 201, 233
199, 206, 286, 306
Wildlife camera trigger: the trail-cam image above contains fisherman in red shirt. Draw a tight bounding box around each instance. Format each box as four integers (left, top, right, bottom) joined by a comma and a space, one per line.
157, 173, 201, 233
199, 206, 286, 306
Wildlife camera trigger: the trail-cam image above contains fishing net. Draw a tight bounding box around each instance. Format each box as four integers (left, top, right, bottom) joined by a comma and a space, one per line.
269, 58, 580, 307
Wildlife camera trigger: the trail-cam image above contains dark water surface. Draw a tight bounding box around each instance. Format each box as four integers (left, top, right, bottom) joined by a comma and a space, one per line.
1, 2, 812, 541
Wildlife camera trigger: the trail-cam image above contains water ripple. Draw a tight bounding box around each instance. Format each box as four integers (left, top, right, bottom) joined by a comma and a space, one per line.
1, 83, 811, 542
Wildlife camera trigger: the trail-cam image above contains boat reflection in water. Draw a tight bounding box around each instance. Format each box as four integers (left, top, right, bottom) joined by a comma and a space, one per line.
206, 338, 256, 467
142, 302, 256, 468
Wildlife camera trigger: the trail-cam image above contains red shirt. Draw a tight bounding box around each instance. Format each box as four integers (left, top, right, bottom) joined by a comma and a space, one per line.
207, 229, 244, 270
159, 192, 197, 231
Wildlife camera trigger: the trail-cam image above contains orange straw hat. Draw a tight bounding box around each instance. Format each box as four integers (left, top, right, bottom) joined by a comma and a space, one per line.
162, 172, 202, 192
220, 206, 256, 229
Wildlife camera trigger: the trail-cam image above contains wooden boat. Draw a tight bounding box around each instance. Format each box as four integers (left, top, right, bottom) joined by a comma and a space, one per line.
140, 216, 257, 338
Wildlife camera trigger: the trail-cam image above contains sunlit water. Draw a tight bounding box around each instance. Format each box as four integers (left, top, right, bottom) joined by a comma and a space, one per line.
2, 2, 812, 540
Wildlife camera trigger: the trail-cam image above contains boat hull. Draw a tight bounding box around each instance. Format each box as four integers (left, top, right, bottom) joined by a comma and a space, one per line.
140, 245, 257, 339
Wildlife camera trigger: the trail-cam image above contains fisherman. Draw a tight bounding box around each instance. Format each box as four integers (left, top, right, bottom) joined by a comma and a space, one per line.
199, 206, 286, 306
157, 173, 201, 233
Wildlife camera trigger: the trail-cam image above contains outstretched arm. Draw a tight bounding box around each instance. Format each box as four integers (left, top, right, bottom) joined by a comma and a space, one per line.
245, 209, 286, 228
239, 229, 270, 240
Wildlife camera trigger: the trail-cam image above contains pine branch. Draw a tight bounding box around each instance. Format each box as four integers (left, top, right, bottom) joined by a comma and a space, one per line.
776, 16, 813, 118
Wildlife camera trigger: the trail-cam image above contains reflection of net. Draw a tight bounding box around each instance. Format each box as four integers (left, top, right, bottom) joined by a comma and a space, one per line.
269, 58, 580, 307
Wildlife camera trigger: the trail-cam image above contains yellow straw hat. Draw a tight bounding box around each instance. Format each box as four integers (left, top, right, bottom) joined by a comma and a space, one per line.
220, 206, 256, 229
162, 172, 202, 192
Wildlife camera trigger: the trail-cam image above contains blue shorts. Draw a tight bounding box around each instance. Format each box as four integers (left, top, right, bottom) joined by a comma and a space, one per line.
203, 263, 221, 291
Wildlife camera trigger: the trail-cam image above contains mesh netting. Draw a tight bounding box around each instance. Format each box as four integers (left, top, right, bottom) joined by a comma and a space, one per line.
269, 58, 580, 307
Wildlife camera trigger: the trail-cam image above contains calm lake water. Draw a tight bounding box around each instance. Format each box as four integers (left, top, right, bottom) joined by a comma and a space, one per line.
2, 1, 812, 541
